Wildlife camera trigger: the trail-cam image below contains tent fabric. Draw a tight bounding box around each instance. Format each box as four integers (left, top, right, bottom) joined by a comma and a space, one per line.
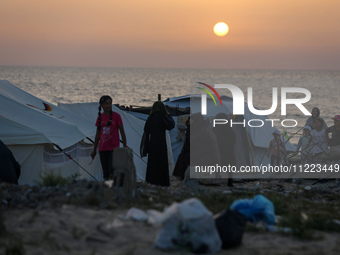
163, 95, 192, 108
8, 144, 44, 185
0, 115, 50, 145
42, 143, 103, 181
0, 80, 95, 140
0, 92, 86, 149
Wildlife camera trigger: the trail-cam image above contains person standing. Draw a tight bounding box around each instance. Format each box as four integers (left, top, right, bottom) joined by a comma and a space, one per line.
305, 107, 327, 130
310, 117, 329, 159
328, 115, 340, 148
325, 115, 340, 160
294, 126, 312, 165
144, 101, 175, 187
267, 130, 287, 166
0, 139, 21, 184
91, 95, 127, 180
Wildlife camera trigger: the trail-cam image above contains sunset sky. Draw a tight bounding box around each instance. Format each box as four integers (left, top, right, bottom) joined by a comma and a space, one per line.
1, 0, 340, 69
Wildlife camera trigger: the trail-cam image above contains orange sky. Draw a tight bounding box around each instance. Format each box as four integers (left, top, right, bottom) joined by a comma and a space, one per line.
1, 0, 340, 69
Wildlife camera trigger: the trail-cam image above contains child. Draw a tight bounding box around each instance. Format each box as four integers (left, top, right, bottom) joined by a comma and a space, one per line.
295, 126, 312, 165
267, 130, 287, 166
310, 117, 329, 159
91, 95, 127, 180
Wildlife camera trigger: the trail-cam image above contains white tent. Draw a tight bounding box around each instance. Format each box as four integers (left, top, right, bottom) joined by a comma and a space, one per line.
0, 80, 95, 139
0, 80, 174, 184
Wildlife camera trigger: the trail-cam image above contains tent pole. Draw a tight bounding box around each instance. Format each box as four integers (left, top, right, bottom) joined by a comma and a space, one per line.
53, 143, 98, 181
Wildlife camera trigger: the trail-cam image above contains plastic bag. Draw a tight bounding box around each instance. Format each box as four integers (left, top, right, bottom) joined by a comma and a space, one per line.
230, 194, 275, 225
126, 207, 148, 221
214, 209, 246, 249
153, 198, 222, 254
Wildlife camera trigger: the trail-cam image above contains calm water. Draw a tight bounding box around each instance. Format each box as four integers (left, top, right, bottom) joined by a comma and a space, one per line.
1, 66, 339, 143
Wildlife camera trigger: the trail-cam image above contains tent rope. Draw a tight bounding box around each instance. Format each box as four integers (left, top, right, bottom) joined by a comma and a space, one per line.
53, 143, 98, 181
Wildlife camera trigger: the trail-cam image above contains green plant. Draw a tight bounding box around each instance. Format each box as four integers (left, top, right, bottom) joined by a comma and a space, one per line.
35, 172, 79, 187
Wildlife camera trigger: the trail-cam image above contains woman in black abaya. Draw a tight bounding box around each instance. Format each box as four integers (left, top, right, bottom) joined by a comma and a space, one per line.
144, 101, 175, 186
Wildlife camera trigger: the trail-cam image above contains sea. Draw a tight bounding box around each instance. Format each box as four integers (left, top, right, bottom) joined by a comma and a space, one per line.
1, 66, 339, 144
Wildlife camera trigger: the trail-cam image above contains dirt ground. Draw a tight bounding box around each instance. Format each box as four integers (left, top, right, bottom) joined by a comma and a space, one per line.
1, 177, 340, 255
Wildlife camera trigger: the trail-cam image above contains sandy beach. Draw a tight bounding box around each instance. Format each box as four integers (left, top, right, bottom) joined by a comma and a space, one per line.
1, 177, 340, 255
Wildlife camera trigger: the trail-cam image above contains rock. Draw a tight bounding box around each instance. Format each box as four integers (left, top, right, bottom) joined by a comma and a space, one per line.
292, 178, 303, 184
304, 186, 312, 191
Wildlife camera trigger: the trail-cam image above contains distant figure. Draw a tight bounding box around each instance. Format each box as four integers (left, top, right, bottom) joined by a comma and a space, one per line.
267, 130, 287, 166
212, 113, 236, 187
323, 115, 340, 160
173, 117, 190, 180
328, 115, 340, 148
144, 101, 175, 187
91, 95, 127, 181
0, 139, 21, 185
305, 107, 327, 130
310, 117, 329, 159
294, 126, 312, 165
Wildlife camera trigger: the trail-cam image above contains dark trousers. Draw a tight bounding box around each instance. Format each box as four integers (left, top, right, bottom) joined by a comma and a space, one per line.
99, 150, 113, 180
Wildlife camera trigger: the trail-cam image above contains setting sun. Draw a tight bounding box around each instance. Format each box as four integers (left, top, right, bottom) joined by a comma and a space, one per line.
213, 22, 229, 37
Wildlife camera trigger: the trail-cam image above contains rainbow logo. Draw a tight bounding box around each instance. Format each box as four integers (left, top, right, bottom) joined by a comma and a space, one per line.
197, 82, 223, 106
